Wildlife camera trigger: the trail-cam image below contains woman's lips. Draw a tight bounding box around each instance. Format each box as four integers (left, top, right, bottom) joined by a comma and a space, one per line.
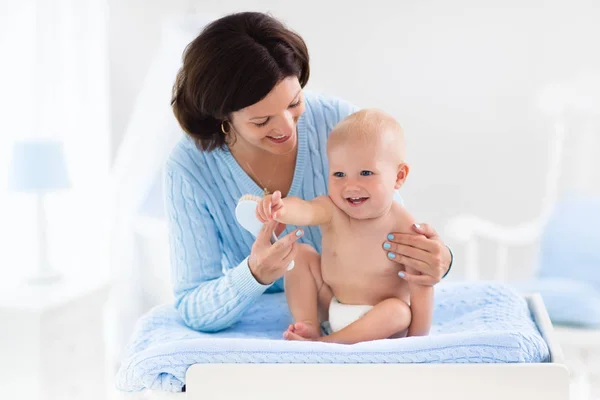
266, 134, 290, 144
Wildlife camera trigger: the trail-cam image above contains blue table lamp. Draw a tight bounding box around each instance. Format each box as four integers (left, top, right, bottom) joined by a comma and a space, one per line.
8, 140, 71, 283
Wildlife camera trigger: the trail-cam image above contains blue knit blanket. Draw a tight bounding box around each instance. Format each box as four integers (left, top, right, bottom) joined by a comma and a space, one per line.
116, 282, 550, 392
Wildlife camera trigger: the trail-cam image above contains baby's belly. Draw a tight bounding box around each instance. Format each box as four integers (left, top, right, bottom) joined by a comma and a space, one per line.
322, 253, 409, 305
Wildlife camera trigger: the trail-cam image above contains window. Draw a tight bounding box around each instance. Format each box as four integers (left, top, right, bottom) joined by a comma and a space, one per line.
0, 0, 110, 282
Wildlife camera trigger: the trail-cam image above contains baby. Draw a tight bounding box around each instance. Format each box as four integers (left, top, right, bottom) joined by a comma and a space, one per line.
257, 109, 433, 344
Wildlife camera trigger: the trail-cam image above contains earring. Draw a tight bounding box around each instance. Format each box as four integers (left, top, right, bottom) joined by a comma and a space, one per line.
221, 120, 230, 135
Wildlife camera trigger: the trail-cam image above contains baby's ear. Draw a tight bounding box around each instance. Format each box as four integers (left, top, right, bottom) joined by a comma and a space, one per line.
394, 163, 410, 189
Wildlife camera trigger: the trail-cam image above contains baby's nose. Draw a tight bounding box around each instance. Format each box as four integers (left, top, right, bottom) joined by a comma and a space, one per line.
344, 182, 361, 193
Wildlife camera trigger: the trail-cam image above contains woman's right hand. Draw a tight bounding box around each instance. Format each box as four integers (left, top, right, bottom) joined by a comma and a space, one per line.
248, 219, 304, 285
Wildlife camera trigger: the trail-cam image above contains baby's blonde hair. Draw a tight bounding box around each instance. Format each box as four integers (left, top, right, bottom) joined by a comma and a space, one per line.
327, 108, 405, 162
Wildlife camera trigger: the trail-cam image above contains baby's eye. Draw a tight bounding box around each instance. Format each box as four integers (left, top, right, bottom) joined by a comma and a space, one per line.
333, 172, 345, 178
360, 170, 373, 176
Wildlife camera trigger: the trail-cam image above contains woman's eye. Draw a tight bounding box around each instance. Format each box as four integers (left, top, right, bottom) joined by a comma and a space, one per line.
333, 172, 345, 178
254, 118, 270, 127
289, 99, 302, 108
360, 171, 373, 176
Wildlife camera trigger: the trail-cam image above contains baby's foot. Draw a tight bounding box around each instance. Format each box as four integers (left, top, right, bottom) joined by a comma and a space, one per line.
283, 330, 311, 341
291, 321, 320, 339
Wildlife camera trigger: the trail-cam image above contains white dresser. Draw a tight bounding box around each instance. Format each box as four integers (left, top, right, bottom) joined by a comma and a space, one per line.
0, 275, 110, 400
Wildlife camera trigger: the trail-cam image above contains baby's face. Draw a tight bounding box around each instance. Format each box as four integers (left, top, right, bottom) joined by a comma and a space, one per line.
327, 137, 401, 220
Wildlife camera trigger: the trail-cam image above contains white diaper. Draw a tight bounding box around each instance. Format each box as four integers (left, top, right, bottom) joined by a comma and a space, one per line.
327, 297, 373, 333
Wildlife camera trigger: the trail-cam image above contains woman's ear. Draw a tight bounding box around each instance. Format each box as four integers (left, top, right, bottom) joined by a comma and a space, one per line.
394, 163, 410, 189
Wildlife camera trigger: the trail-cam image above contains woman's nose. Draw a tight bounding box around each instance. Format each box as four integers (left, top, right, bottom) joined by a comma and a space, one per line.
278, 110, 296, 135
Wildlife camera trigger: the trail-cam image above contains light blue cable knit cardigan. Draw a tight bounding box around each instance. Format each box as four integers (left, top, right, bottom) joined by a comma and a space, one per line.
164, 91, 359, 332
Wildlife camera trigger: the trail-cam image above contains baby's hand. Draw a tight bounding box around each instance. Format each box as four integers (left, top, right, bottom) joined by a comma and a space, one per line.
256, 190, 285, 223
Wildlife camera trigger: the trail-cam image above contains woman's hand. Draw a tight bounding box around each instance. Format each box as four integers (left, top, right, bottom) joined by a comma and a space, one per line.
248, 219, 303, 285
383, 223, 451, 286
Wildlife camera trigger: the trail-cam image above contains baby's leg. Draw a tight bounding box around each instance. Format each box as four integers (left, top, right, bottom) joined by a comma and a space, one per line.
283, 244, 327, 339
286, 298, 411, 344
404, 267, 434, 337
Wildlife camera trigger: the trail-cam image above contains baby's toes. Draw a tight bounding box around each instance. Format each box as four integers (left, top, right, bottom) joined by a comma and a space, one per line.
284, 331, 309, 341
294, 322, 320, 339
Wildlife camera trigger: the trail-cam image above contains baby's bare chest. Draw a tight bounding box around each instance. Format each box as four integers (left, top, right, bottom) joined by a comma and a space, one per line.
321, 216, 401, 282
319, 205, 417, 303
322, 226, 389, 266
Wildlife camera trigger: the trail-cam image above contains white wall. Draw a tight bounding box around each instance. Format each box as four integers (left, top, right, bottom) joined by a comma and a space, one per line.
109, 0, 600, 242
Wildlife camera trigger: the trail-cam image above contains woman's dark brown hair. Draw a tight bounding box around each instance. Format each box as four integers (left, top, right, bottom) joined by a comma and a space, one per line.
171, 12, 310, 151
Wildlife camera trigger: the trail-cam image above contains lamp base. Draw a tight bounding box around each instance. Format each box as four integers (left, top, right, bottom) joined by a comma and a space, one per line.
25, 269, 62, 285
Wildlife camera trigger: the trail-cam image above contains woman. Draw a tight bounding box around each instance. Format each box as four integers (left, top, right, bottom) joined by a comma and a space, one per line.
166, 11, 453, 332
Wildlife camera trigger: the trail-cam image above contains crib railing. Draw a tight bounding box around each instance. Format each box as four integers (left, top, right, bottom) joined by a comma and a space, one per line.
445, 216, 544, 282
443, 94, 600, 398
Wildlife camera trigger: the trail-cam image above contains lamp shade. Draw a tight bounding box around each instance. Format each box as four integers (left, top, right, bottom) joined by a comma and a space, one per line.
8, 140, 71, 193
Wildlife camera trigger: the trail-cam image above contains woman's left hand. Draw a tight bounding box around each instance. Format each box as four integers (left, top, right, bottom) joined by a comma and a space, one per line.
383, 223, 451, 286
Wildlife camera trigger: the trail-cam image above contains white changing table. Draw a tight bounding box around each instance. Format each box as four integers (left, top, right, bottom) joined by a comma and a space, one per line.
120, 294, 569, 400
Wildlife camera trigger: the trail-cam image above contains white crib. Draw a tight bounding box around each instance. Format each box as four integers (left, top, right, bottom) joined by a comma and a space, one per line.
444, 76, 600, 400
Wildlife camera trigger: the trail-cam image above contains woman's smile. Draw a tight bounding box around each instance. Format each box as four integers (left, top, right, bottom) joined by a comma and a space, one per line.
266, 134, 291, 144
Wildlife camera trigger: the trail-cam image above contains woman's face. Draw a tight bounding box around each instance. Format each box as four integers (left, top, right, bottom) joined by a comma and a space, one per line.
229, 76, 305, 156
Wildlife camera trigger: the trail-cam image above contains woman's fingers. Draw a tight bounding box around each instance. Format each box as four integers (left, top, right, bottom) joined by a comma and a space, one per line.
271, 228, 304, 257
410, 222, 439, 240
384, 241, 432, 266
386, 227, 450, 282
257, 219, 278, 243
281, 241, 299, 265
398, 271, 436, 286
250, 223, 301, 284
386, 251, 430, 274
274, 222, 286, 237
387, 232, 437, 253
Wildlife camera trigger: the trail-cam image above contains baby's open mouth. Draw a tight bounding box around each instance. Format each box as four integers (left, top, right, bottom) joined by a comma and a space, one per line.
346, 197, 369, 206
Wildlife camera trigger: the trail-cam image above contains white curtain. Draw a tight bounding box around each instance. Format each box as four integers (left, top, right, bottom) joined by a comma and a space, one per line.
0, 0, 110, 288
107, 12, 218, 369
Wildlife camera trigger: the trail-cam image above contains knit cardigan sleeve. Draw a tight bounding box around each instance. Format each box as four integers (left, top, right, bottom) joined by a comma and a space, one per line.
164, 160, 271, 332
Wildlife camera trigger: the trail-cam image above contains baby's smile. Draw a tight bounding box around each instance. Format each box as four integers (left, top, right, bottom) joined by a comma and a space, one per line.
346, 196, 369, 207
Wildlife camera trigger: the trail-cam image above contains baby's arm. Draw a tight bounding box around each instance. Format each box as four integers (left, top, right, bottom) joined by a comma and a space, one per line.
257, 190, 334, 227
